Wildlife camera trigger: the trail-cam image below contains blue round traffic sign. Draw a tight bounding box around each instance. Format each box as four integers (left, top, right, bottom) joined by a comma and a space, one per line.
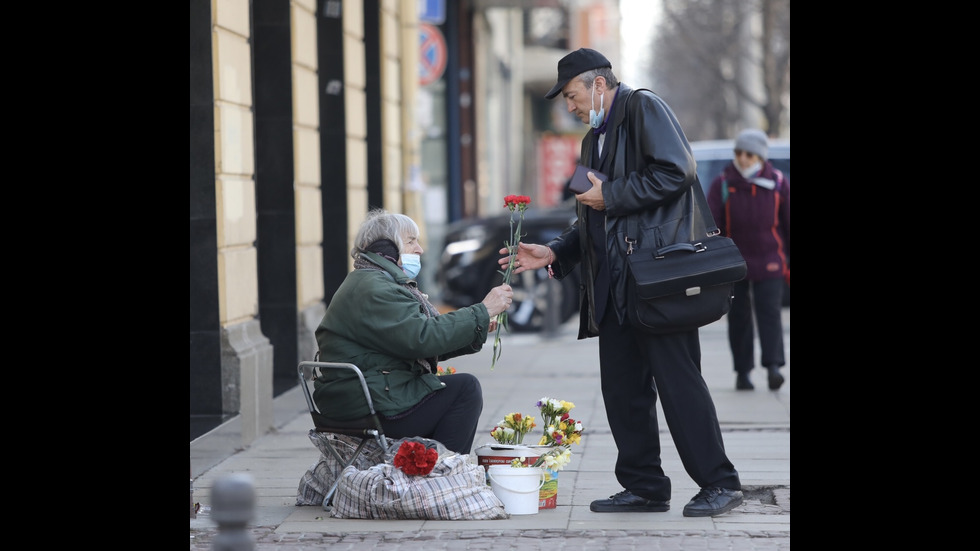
419, 23, 447, 86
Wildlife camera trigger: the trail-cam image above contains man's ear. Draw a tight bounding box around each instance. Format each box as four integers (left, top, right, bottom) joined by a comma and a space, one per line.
594, 76, 607, 93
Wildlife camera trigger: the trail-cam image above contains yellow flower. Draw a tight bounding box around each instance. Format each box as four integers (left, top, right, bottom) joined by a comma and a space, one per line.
535, 396, 584, 447
490, 412, 537, 445
497, 396, 585, 474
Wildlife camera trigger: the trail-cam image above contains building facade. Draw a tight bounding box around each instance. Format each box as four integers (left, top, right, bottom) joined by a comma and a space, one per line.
190, 0, 424, 463
191, 0, 618, 477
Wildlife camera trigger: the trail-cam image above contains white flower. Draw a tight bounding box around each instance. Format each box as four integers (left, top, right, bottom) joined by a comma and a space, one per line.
537, 447, 572, 471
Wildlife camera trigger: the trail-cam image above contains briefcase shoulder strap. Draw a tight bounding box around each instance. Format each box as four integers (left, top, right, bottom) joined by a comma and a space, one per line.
621, 89, 719, 254
625, 180, 719, 255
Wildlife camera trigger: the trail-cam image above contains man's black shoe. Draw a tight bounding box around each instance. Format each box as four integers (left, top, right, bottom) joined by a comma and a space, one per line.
736, 373, 754, 390
590, 490, 669, 513
682, 487, 744, 517
767, 367, 785, 390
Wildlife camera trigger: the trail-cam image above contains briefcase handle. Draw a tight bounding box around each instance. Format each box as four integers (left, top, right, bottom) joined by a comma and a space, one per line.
655, 241, 706, 258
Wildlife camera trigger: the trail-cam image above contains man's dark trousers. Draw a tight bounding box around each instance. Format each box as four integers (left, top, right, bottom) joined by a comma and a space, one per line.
596, 296, 741, 501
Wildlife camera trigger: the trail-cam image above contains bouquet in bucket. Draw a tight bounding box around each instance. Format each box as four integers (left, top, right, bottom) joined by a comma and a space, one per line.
509, 397, 583, 509
489, 412, 536, 445
501, 396, 584, 472
509, 446, 572, 471
535, 397, 584, 447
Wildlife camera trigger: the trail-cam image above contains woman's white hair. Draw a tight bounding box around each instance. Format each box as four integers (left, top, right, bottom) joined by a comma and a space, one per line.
351, 208, 419, 259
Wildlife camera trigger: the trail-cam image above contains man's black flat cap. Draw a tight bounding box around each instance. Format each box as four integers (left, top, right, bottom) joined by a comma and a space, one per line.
544, 48, 612, 99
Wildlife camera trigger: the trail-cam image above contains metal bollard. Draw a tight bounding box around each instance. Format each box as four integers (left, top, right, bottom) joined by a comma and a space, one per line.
211, 472, 256, 551
190, 460, 196, 519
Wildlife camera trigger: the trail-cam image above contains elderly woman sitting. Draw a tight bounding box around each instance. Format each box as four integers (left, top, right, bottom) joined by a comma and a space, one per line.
313, 208, 513, 454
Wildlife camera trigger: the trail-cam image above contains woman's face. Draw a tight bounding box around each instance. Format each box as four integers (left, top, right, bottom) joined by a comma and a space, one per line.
734, 149, 759, 170
402, 232, 423, 255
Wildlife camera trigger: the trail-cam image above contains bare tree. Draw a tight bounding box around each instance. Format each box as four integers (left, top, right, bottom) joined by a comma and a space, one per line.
759, 0, 790, 135
650, 0, 789, 140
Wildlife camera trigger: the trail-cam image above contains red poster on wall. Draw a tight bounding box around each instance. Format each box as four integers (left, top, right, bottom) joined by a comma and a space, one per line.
537, 134, 581, 207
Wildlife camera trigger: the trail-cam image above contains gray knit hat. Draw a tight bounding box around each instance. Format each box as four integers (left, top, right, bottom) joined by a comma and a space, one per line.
734, 129, 768, 160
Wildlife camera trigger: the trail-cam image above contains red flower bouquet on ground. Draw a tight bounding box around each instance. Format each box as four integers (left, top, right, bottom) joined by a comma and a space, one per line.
393, 440, 439, 476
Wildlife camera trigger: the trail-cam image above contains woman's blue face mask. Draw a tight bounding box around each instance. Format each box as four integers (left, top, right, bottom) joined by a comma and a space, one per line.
400, 253, 421, 279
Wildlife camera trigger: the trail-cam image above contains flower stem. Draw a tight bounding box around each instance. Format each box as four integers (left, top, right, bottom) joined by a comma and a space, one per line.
490, 198, 529, 370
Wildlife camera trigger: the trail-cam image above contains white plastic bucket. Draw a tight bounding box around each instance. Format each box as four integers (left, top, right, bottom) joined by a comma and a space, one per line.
487, 465, 545, 515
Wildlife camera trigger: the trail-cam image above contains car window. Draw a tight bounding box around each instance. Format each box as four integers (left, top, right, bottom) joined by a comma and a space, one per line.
771, 159, 790, 181
697, 160, 731, 194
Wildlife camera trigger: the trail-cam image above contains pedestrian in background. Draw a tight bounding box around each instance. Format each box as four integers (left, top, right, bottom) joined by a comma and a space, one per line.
500, 48, 743, 517
706, 129, 791, 391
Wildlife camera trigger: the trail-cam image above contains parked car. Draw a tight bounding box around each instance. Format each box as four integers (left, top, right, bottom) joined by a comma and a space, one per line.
690, 139, 790, 306
435, 139, 790, 331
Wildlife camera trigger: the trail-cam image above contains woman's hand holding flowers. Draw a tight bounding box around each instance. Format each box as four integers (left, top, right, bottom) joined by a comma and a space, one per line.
481, 283, 513, 318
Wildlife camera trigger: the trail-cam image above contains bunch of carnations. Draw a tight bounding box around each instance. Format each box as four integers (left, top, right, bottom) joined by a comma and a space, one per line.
490, 194, 531, 370
392, 440, 438, 476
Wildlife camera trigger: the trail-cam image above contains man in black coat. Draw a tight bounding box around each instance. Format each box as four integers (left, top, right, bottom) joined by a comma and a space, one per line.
499, 48, 743, 517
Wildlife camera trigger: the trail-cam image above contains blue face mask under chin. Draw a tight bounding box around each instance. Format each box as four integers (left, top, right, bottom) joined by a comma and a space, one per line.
400, 253, 421, 279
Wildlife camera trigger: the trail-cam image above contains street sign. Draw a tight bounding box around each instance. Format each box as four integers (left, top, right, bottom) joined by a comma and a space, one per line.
419, 0, 445, 24
419, 23, 447, 87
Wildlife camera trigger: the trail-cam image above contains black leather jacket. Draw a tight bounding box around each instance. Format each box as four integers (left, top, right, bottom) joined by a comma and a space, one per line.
547, 84, 711, 338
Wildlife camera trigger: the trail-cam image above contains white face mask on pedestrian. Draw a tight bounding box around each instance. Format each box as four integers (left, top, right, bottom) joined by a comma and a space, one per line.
400, 253, 421, 279
737, 161, 762, 179
589, 79, 605, 129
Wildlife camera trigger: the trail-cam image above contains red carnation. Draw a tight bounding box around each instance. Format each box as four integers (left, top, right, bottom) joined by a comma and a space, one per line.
503, 195, 531, 209
492, 193, 533, 370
